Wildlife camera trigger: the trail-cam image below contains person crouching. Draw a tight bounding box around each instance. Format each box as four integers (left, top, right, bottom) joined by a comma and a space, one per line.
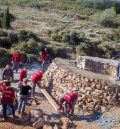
58, 91, 78, 118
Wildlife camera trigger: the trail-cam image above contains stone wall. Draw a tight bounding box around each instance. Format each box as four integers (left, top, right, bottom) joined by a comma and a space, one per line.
75, 56, 119, 77
42, 58, 120, 115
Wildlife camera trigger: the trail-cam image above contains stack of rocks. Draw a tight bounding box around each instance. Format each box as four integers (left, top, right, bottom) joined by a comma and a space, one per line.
75, 56, 119, 77
42, 58, 119, 115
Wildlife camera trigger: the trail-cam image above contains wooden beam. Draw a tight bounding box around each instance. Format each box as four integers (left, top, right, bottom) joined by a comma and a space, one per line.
41, 89, 59, 111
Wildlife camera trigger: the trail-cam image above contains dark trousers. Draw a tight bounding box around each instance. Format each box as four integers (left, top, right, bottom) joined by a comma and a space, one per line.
18, 95, 28, 113
2, 103, 15, 118
12, 62, 19, 73
64, 99, 77, 117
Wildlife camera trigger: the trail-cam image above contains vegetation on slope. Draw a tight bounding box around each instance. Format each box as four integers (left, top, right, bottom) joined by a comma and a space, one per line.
0, 0, 119, 65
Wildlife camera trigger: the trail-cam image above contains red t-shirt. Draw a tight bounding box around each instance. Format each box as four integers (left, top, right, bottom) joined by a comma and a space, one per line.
60, 92, 78, 112
31, 72, 43, 83
20, 70, 27, 82
40, 53, 46, 62
43, 50, 48, 57
12, 53, 22, 62
0, 83, 15, 104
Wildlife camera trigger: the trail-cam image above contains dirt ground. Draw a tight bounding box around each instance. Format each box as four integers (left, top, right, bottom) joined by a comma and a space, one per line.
0, 90, 120, 129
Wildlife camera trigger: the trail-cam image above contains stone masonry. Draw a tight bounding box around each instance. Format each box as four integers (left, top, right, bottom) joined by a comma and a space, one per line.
42, 58, 120, 115
75, 56, 119, 77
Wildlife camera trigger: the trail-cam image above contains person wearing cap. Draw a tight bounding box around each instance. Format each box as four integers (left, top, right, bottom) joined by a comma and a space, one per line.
58, 91, 78, 117
18, 78, 31, 115
0, 80, 16, 120
31, 71, 44, 97
12, 51, 22, 73
19, 67, 27, 82
2, 65, 14, 81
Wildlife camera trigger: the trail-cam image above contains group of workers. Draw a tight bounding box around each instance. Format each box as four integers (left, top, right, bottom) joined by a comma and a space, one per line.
0, 47, 78, 121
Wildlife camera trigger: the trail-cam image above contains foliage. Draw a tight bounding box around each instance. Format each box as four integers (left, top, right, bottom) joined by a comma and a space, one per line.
80, 0, 120, 10
19, 30, 40, 42
12, 39, 39, 55
49, 28, 86, 45
0, 47, 11, 66
1, 7, 10, 29
100, 8, 118, 27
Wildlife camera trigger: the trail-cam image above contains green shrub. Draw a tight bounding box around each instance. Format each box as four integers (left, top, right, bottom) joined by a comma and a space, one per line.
114, 2, 120, 14
19, 30, 40, 42
51, 33, 62, 42
100, 8, 118, 27
2, 7, 10, 29
0, 47, 11, 66
0, 29, 8, 37
12, 39, 39, 55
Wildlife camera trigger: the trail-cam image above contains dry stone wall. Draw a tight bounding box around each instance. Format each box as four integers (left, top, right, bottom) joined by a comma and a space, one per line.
42, 58, 120, 115
75, 56, 119, 77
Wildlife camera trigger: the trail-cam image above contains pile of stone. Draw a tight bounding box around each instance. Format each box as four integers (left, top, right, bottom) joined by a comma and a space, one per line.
42, 58, 120, 115
30, 108, 72, 129
75, 56, 119, 77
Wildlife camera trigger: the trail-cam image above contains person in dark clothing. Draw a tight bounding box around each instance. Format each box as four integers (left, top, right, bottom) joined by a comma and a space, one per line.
2, 65, 13, 81
0, 80, 16, 120
18, 78, 31, 115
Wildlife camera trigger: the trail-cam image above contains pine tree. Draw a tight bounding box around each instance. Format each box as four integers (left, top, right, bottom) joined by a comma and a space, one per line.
2, 7, 10, 29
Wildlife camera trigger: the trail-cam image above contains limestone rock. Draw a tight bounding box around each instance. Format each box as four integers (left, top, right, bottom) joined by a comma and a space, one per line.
33, 117, 45, 129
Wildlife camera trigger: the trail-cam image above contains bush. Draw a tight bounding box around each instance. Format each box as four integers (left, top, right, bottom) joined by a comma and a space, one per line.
0, 47, 11, 67
1, 7, 10, 29
19, 30, 40, 42
12, 39, 39, 55
100, 8, 118, 27
49, 28, 85, 45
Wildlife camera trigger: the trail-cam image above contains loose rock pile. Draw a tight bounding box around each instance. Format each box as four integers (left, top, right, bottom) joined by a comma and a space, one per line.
75, 56, 119, 77
42, 58, 120, 115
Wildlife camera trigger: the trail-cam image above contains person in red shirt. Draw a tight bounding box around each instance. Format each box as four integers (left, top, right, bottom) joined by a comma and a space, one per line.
12, 51, 22, 73
43, 48, 48, 57
19, 68, 27, 82
39, 48, 48, 70
58, 91, 78, 117
0, 80, 16, 120
31, 70, 44, 97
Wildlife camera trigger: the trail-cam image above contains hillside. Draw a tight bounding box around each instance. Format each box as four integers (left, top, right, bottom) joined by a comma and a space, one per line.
0, 0, 120, 65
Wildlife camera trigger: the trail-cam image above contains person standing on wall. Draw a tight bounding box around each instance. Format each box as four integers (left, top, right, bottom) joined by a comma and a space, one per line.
0, 80, 16, 120
12, 51, 22, 73
31, 70, 44, 97
58, 90, 78, 118
2, 65, 14, 81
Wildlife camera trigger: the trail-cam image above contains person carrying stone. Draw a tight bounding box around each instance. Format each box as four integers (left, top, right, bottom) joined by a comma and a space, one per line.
19, 67, 27, 82
0, 80, 16, 120
31, 70, 44, 97
12, 51, 22, 73
58, 90, 78, 118
2, 65, 13, 81
18, 78, 31, 115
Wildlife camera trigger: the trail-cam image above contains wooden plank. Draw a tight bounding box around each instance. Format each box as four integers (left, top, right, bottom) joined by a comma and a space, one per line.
41, 89, 59, 111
